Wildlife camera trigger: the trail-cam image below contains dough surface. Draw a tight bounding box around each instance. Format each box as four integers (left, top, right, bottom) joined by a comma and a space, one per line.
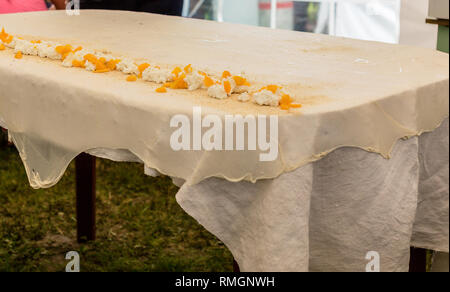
0, 10, 448, 187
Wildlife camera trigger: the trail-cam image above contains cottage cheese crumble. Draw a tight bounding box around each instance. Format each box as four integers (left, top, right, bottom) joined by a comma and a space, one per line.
253, 89, 281, 107
116, 59, 139, 74
208, 84, 228, 99
184, 71, 204, 91
142, 67, 173, 83
238, 92, 250, 102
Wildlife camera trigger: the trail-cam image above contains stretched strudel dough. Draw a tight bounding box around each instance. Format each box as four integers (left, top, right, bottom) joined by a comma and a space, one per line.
0, 10, 448, 188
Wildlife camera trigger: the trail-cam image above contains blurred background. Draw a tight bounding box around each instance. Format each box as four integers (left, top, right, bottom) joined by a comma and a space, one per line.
17, 0, 442, 49
182, 0, 438, 48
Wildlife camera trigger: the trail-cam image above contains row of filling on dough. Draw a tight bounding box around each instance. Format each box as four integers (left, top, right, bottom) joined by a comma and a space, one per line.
0, 28, 301, 110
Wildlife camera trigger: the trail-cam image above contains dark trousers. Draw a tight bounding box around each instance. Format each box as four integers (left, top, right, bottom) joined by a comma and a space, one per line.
80, 0, 184, 16
293, 2, 310, 32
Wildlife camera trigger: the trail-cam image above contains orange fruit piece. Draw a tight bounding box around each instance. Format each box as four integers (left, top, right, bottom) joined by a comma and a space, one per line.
95, 62, 108, 71
138, 63, 150, 73
184, 64, 193, 73
83, 53, 97, 63
156, 86, 167, 93
30, 40, 41, 44
171, 73, 188, 89
83, 54, 111, 71
0, 44, 5, 51
55, 44, 73, 59
14, 51, 22, 59
280, 94, 292, 104
279, 94, 302, 110
73, 46, 83, 52
204, 76, 214, 87
172, 67, 182, 77
232, 75, 247, 86
137, 63, 150, 78
126, 75, 138, 82
0, 28, 13, 44
4, 35, 13, 44
224, 80, 232, 95
94, 68, 110, 73
106, 59, 120, 70
266, 85, 281, 94
0, 28, 8, 40
62, 52, 72, 60
222, 70, 231, 79
72, 60, 86, 68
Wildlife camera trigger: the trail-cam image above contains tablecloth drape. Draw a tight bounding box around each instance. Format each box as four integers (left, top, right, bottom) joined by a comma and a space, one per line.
176, 118, 449, 272
52, 118, 448, 272
412, 118, 449, 252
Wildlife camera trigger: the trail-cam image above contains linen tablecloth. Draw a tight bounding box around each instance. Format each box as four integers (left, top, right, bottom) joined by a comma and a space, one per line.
0, 10, 448, 272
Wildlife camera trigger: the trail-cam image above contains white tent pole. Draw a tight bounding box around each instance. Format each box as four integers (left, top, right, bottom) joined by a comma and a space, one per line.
329, 0, 336, 35
188, 0, 206, 18
217, 0, 224, 22
270, 0, 277, 29
182, 0, 190, 17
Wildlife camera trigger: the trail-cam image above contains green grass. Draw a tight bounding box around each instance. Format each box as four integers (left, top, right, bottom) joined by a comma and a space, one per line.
0, 132, 232, 272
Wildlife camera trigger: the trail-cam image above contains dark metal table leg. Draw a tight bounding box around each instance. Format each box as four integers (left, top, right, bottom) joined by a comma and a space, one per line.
0, 127, 5, 146
1, 127, 10, 146
233, 259, 240, 272
75, 153, 96, 243
409, 247, 427, 272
